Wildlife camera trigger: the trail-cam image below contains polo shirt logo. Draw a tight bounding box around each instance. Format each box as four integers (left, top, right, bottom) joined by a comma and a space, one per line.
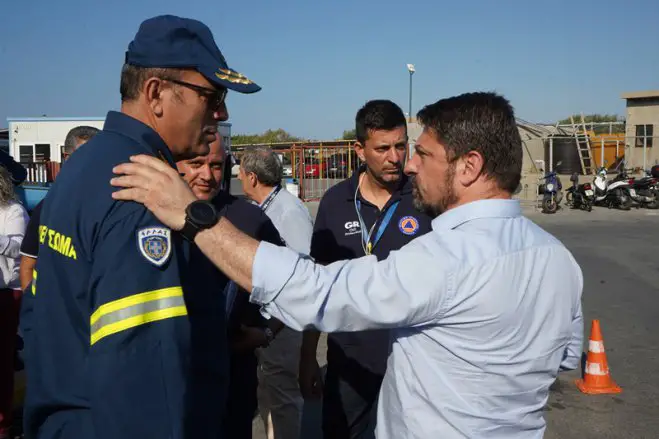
398, 216, 420, 236
344, 220, 361, 236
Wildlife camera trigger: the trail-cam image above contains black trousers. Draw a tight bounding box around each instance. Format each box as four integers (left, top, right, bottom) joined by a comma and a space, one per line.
223, 352, 258, 439
321, 361, 383, 439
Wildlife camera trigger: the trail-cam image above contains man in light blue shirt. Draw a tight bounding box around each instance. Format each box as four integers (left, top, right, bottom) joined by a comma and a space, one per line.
110, 91, 584, 439
238, 145, 313, 439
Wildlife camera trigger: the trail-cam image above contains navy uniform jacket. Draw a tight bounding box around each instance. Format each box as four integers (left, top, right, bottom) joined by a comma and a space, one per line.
310, 166, 433, 378
23, 111, 228, 439
210, 191, 284, 335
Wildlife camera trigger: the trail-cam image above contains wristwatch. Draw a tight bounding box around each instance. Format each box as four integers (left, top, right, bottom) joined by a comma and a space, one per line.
180, 200, 219, 242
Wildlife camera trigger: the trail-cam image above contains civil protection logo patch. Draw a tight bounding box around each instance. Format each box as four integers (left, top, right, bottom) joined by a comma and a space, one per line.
137, 227, 172, 267
398, 216, 420, 236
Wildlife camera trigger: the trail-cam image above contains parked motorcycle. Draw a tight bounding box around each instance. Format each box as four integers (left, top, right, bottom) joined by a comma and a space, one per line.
565, 173, 594, 211
592, 167, 632, 210
537, 164, 563, 214
611, 166, 659, 209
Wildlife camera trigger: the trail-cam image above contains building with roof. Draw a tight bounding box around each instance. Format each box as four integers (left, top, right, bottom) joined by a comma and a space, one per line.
406, 119, 591, 200
6, 116, 232, 183
0, 128, 8, 153
7, 117, 106, 164
621, 90, 659, 170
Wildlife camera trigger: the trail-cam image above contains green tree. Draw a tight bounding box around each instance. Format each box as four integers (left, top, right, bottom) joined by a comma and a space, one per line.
341, 129, 356, 140
231, 129, 303, 146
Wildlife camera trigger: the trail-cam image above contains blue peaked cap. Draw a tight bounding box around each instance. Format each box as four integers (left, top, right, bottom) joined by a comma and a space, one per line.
125, 15, 261, 94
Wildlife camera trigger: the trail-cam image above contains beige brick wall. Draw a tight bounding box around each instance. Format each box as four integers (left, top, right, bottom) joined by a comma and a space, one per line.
625, 99, 659, 169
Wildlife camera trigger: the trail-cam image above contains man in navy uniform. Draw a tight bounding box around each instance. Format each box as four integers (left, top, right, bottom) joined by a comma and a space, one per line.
299, 100, 433, 438
176, 134, 286, 438
22, 15, 260, 439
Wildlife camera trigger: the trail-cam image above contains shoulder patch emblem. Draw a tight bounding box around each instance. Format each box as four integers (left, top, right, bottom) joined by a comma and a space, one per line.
398, 216, 419, 236
137, 227, 172, 267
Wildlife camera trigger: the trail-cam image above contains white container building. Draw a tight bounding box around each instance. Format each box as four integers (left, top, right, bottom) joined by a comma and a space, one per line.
6, 117, 232, 183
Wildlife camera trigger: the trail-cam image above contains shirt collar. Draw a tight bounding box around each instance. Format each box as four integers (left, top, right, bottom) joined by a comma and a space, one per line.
102, 111, 177, 168
258, 185, 280, 208
431, 199, 522, 231
346, 164, 412, 202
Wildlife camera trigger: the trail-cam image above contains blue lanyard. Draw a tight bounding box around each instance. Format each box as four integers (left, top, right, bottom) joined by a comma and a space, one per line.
259, 185, 282, 212
355, 199, 399, 255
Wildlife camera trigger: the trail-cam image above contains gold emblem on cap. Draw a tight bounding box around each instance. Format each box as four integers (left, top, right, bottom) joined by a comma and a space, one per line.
215, 68, 254, 85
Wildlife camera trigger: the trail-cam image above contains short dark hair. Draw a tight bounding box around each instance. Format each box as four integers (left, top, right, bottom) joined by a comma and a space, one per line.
416, 92, 523, 193
355, 100, 407, 145
63, 126, 100, 154
119, 63, 183, 102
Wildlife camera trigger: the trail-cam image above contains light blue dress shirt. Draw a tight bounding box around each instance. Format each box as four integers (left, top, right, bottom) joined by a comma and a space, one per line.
226, 186, 313, 315
250, 199, 583, 438
259, 186, 313, 255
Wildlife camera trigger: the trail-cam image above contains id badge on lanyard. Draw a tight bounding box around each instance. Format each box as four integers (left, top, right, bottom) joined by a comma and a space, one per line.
356, 200, 400, 255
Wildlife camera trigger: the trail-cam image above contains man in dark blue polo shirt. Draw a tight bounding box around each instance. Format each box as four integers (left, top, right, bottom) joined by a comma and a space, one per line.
21, 15, 261, 439
299, 100, 433, 439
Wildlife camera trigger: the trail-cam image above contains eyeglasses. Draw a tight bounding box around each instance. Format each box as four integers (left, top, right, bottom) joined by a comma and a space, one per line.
166, 79, 227, 111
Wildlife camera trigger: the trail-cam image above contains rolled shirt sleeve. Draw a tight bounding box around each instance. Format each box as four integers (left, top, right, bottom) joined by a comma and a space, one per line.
250, 236, 450, 332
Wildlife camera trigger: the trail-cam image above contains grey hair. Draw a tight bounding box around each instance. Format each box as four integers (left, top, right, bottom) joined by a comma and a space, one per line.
240, 146, 283, 186
64, 126, 100, 154
0, 166, 17, 206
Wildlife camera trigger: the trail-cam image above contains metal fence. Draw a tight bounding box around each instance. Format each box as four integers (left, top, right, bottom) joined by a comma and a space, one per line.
232, 134, 659, 203
20, 161, 60, 184
234, 141, 361, 202
293, 145, 359, 201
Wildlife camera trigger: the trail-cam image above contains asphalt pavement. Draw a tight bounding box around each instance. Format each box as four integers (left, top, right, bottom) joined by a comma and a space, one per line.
252, 202, 659, 439
531, 207, 659, 439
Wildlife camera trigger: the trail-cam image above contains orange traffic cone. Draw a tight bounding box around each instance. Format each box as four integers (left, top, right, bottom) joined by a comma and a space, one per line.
575, 319, 622, 394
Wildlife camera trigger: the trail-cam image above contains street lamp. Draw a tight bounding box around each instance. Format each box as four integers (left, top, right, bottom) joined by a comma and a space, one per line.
406, 64, 415, 122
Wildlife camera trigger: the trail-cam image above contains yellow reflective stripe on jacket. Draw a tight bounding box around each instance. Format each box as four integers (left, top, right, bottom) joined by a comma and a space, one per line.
90, 286, 187, 345
31, 269, 37, 295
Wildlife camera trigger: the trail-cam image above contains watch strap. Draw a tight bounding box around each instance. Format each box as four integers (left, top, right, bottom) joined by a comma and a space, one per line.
180, 200, 219, 242
180, 219, 200, 242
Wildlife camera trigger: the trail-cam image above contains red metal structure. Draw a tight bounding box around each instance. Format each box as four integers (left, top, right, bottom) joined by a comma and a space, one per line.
233, 140, 360, 201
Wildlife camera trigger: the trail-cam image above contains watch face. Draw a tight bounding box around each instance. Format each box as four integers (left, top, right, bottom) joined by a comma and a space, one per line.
189, 201, 217, 226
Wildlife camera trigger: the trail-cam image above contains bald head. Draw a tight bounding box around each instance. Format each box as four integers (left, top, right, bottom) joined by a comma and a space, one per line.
176, 134, 226, 200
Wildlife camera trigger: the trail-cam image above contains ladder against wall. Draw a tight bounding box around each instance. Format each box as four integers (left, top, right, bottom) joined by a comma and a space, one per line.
570, 114, 595, 175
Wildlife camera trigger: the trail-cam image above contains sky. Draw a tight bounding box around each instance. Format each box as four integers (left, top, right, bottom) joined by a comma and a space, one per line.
1, 0, 657, 140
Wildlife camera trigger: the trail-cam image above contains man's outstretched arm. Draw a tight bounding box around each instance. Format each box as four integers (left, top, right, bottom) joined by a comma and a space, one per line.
110, 155, 448, 333
112, 154, 259, 291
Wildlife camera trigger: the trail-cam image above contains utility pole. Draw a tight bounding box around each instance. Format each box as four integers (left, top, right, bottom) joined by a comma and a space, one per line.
406, 64, 415, 122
